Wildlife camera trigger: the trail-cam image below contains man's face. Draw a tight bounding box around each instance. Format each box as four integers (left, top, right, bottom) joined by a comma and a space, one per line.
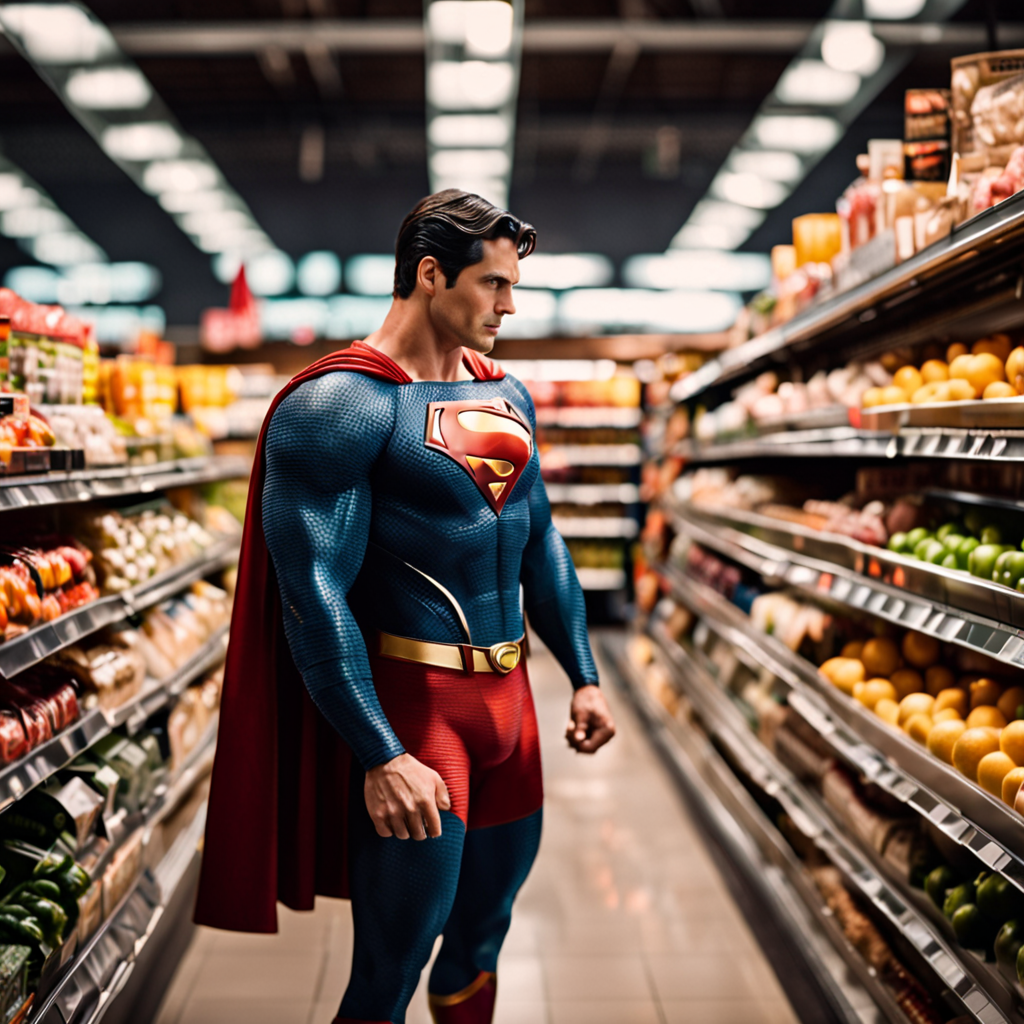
429, 236, 519, 354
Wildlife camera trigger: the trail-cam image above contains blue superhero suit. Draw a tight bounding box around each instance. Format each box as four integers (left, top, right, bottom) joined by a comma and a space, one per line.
261, 359, 598, 1023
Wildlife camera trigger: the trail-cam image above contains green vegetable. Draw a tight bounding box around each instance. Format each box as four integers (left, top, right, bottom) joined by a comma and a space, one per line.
937, 522, 963, 542
887, 532, 908, 553
925, 865, 958, 909
913, 537, 933, 560
922, 539, 947, 564
976, 873, 1024, 920
981, 525, 1004, 545
942, 533, 966, 552
995, 920, 1023, 973
24, 880, 61, 903
56, 864, 90, 899
969, 544, 1005, 580
0, 915, 43, 948
1018, 941, 1024, 985
941, 552, 959, 569
22, 898, 65, 947
944, 880, 976, 919
0, 906, 30, 921
952, 903, 995, 951
906, 527, 930, 551
957, 536, 981, 568
31, 853, 71, 880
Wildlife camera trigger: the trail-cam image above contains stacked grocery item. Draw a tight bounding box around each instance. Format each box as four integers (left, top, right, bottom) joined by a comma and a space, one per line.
0, 542, 99, 637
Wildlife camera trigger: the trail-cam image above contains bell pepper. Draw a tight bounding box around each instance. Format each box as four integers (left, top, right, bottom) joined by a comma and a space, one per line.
998, 551, 1024, 589
0, 914, 43, 948
21, 897, 66, 948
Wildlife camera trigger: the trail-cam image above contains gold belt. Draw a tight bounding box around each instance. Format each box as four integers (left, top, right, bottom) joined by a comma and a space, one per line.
377, 630, 524, 675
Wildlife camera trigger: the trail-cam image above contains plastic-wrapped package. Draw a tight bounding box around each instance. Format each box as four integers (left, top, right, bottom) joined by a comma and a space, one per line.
971, 71, 1024, 148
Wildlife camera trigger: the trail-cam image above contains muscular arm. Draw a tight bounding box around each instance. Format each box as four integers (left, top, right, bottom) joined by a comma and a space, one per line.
262, 373, 405, 771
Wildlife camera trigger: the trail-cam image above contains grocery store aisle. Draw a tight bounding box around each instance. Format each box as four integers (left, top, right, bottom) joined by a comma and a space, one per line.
154, 631, 797, 1024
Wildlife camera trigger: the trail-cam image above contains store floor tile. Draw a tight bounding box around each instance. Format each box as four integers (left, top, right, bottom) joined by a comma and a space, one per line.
153, 630, 798, 1024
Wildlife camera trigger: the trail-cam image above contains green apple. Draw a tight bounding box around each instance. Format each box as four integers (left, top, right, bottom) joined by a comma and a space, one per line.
941, 552, 959, 569
887, 532, 908, 553
906, 527, 930, 551
969, 544, 1004, 580
925, 540, 949, 564
957, 536, 980, 569
937, 521, 964, 542
981, 524, 1004, 546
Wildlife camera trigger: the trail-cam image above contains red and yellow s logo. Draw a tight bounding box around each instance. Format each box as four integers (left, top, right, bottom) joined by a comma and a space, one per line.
424, 398, 533, 514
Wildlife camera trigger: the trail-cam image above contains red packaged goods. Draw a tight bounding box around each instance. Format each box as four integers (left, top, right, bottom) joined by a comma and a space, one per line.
0, 711, 26, 764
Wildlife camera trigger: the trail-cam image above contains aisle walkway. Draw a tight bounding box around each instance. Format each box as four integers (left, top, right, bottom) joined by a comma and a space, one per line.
154, 631, 798, 1024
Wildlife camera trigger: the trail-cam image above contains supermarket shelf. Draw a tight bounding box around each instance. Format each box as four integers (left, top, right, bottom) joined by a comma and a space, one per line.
644, 622, 1018, 1024
0, 455, 250, 512
0, 626, 227, 816
541, 444, 642, 467
676, 425, 1024, 464
666, 501, 1024, 673
535, 406, 642, 428
544, 482, 640, 504
681, 500, 1024, 632
670, 190, 1024, 406
108, 624, 229, 735
658, 561, 1024, 899
0, 535, 241, 679
31, 800, 208, 1024
552, 516, 638, 539
575, 567, 627, 590
606, 635, 893, 1024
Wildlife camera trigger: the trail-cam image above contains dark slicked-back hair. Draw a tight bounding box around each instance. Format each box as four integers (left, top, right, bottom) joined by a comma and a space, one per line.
393, 189, 536, 299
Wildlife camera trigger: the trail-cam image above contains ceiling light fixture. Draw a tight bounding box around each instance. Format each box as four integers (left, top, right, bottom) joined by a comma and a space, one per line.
515, 253, 614, 290
1, 3, 114, 64
712, 171, 790, 210
1, 205, 71, 238
429, 148, 510, 178
65, 65, 152, 110
623, 251, 772, 292
428, 114, 510, 148
157, 189, 235, 214
728, 150, 803, 184
775, 59, 861, 106
427, 60, 516, 110
101, 121, 183, 161
864, 0, 926, 16
345, 255, 396, 296
752, 114, 843, 154
296, 251, 342, 297
820, 21, 885, 77
31, 231, 105, 265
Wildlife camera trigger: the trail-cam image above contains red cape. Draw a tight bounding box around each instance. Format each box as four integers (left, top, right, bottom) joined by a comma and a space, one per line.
194, 342, 505, 933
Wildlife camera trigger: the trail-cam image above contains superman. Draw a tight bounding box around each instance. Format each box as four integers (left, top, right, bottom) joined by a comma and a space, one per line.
195, 189, 616, 1024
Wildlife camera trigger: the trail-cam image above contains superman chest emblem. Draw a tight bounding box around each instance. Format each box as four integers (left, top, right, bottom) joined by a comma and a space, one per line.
424, 397, 533, 514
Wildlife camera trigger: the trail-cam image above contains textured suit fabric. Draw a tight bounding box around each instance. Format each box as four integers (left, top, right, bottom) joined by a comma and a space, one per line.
261, 367, 598, 771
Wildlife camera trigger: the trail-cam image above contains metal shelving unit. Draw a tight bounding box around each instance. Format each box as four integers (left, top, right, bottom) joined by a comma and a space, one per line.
657, 561, 1024, 900
644, 621, 1019, 1024
0, 455, 250, 512
0, 536, 240, 679
671, 190, 1024, 406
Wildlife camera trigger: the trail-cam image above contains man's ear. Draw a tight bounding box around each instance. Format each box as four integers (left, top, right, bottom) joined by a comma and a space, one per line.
417, 256, 445, 297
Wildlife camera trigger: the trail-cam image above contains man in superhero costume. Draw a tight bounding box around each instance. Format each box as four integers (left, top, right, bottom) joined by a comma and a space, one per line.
195, 190, 616, 1024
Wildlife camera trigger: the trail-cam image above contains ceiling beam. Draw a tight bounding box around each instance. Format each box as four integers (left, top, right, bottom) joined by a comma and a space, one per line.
93, 19, 1024, 57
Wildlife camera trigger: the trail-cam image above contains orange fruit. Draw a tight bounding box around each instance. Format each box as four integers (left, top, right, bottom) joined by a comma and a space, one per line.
966, 352, 1006, 396
857, 678, 897, 710
983, 381, 1017, 399
952, 727, 1001, 781
819, 657, 865, 695
902, 632, 939, 669
920, 359, 949, 383
947, 342, 969, 362
970, 677, 1002, 708
974, 334, 1012, 361
882, 385, 911, 405
966, 706, 1007, 730
875, 698, 900, 727
899, 692, 935, 725
906, 714, 933, 745
925, 666, 956, 696
912, 382, 949, 404
893, 366, 924, 395
934, 688, 968, 717
934, 708, 964, 723
840, 640, 865, 659
946, 378, 977, 401
949, 353, 974, 379
928, 719, 967, 763
1006, 347, 1024, 392
862, 637, 902, 677
890, 668, 925, 700
1002, 766, 1024, 806
997, 685, 1024, 722
1000, 720, 1024, 765
861, 388, 885, 408
978, 752, 1018, 797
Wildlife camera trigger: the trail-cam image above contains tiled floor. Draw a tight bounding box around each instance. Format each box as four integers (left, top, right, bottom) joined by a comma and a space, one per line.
154, 633, 798, 1024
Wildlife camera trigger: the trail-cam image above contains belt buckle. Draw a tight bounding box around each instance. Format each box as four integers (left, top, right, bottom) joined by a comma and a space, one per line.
488, 641, 520, 674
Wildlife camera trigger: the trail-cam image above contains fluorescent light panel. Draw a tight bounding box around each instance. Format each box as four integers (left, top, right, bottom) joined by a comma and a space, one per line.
623, 251, 771, 292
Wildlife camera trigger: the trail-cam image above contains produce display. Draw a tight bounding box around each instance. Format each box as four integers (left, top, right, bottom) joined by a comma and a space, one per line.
861, 336, 1024, 407
0, 543, 99, 639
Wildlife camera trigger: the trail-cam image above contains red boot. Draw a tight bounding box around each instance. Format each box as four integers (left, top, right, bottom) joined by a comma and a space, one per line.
428, 972, 497, 1024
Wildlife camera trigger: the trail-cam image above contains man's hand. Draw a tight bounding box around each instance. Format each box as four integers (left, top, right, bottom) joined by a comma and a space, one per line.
566, 685, 616, 754
364, 753, 451, 840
